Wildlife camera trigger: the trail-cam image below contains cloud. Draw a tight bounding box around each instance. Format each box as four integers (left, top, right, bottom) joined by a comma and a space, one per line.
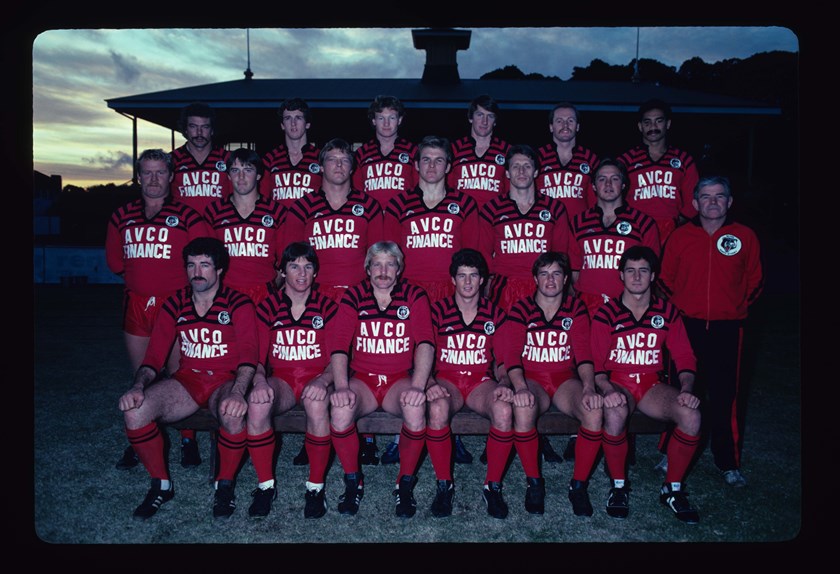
83, 150, 134, 170
110, 50, 141, 84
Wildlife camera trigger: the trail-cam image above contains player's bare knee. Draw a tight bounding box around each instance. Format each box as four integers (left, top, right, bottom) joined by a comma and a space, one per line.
489, 401, 513, 430
427, 397, 451, 429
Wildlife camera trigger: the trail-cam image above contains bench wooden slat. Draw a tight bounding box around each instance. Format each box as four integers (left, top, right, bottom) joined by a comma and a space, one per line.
168, 406, 668, 435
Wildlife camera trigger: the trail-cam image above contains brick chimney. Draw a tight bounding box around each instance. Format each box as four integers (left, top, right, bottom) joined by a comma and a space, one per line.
412, 28, 471, 84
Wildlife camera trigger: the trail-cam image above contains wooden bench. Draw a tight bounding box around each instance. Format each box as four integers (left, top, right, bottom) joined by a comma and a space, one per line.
168, 406, 668, 483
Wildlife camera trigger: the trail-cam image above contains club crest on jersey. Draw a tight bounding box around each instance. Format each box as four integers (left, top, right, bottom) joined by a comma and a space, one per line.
561, 317, 573, 331
447, 203, 460, 215
717, 234, 742, 256
397, 306, 410, 320
539, 210, 551, 222
312, 315, 324, 329
670, 158, 682, 169
580, 163, 591, 175
651, 315, 665, 329
218, 311, 231, 325
165, 216, 180, 227
616, 221, 632, 236
216, 161, 227, 172
398, 153, 411, 164
484, 321, 495, 335
262, 215, 275, 227
352, 204, 365, 217
309, 163, 321, 174
495, 154, 506, 165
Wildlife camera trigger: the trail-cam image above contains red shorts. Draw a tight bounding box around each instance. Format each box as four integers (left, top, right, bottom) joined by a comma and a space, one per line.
272, 367, 325, 402
123, 290, 175, 337
173, 368, 233, 408
226, 281, 275, 305
528, 369, 576, 397
610, 371, 662, 404
577, 291, 613, 318
354, 370, 410, 405
490, 275, 535, 313
409, 279, 454, 304
435, 370, 492, 398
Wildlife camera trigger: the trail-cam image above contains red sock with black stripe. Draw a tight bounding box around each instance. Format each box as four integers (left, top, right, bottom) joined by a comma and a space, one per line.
126, 422, 167, 480
485, 427, 513, 484
247, 429, 276, 484
665, 427, 700, 484
602, 430, 628, 481
573, 426, 603, 481
331, 424, 360, 474
426, 426, 453, 480
398, 425, 427, 478
216, 428, 247, 482
513, 428, 540, 478
305, 432, 332, 483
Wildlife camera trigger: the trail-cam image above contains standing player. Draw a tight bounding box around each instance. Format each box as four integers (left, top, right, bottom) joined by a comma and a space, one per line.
286, 138, 385, 304
617, 99, 699, 245
106, 148, 211, 470
204, 147, 289, 305
478, 144, 571, 313
353, 95, 419, 208
170, 102, 232, 214
327, 242, 435, 518
424, 249, 513, 518
260, 97, 322, 206
505, 252, 603, 517
658, 175, 763, 487
118, 237, 259, 520
568, 158, 661, 318
448, 95, 511, 210
384, 135, 480, 307
252, 242, 339, 518
536, 102, 600, 220
593, 245, 702, 524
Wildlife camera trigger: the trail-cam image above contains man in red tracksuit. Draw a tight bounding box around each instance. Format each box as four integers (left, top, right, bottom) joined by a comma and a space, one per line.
658, 175, 763, 488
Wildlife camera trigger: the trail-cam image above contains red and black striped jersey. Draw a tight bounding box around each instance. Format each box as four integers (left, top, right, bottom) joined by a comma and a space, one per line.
478, 193, 571, 278
353, 138, 419, 207
617, 145, 699, 224
568, 204, 660, 300
260, 142, 322, 205
447, 136, 511, 209
329, 279, 434, 375
203, 196, 290, 288
431, 295, 508, 376
591, 295, 696, 378
256, 288, 338, 373
170, 144, 232, 213
142, 285, 259, 375
535, 143, 599, 219
384, 187, 480, 282
285, 189, 384, 289
105, 198, 211, 296
505, 295, 593, 374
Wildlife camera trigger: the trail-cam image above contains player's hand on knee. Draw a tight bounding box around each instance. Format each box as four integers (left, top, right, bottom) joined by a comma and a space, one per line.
603, 390, 626, 409
512, 389, 534, 408
118, 389, 144, 412
302, 384, 327, 402
425, 384, 449, 402
221, 394, 248, 418
495, 386, 514, 403
248, 381, 274, 404
677, 391, 700, 409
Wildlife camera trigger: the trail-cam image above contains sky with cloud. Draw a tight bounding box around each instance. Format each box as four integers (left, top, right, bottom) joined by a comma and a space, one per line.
30, 26, 799, 188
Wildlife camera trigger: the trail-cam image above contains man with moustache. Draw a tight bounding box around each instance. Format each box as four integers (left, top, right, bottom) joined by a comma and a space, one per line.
118, 237, 259, 520
170, 102, 232, 214
618, 99, 699, 245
